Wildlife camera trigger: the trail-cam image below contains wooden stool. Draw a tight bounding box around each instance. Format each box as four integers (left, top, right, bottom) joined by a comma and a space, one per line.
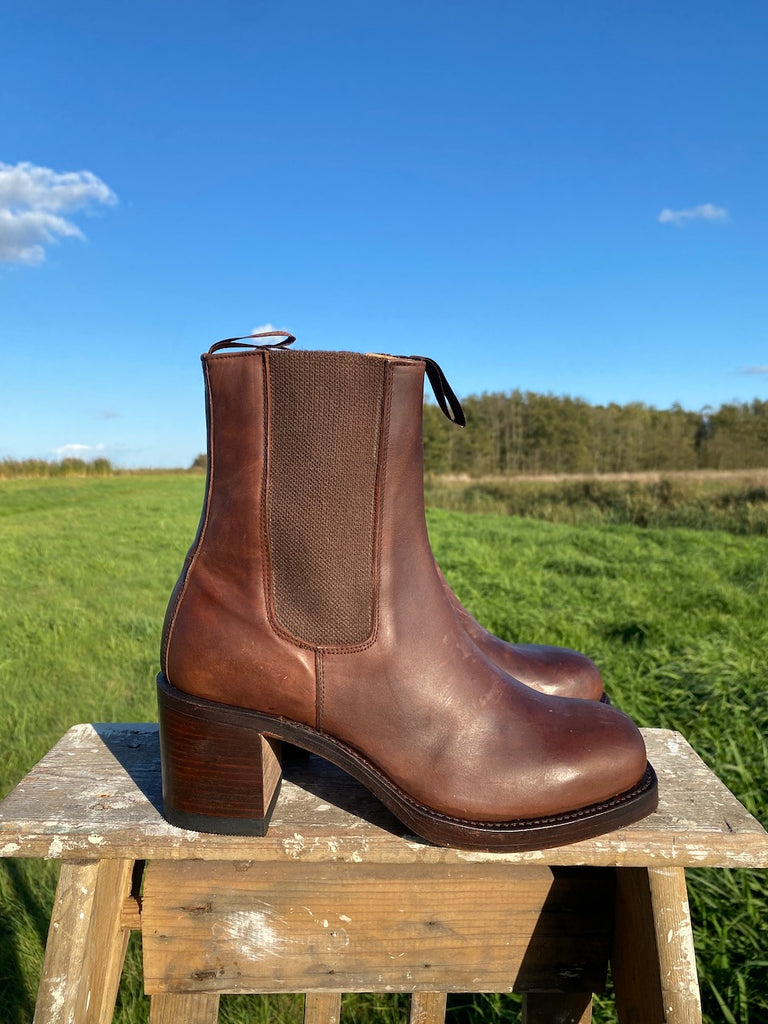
1, 724, 767, 1024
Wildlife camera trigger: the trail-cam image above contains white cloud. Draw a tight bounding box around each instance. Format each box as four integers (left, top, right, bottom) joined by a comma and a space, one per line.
740, 365, 768, 375
53, 443, 107, 459
657, 203, 729, 227
250, 323, 297, 344
0, 161, 117, 264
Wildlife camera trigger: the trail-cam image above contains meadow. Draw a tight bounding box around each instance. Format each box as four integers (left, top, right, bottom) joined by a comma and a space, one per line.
0, 474, 767, 1023
424, 469, 768, 535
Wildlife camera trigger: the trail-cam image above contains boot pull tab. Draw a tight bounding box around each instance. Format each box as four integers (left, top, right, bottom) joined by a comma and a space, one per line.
208, 330, 296, 354
412, 355, 466, 427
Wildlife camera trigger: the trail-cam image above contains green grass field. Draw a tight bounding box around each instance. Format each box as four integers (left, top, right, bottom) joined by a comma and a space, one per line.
1, 475, 767, 1023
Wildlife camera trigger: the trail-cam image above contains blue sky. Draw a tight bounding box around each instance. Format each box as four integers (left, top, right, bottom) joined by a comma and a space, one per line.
1, 0, 766, 468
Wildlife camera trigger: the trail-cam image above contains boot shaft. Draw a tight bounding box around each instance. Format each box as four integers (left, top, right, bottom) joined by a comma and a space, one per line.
162, 345, 428, 671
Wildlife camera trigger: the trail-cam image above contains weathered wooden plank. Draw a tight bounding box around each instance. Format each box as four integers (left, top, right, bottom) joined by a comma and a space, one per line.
2, 725, 767, 868
648, 867, 702, 1023
121, 893, 142, 930
304, 992, 342, 1024
72, 858, 136, 1023
33, 860, 101, 1024
612, 867, 666, 1022
409, 991, 448, 1024
612, 866, 702, 1023
522, 991, 593, 1023
148, 992, 220, 1023
141, 860, 613, 995
32, 857, 134, 1024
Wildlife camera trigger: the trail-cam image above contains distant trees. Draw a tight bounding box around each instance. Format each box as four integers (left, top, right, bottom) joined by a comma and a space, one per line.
423, 394, 768, 475
3, 396, 766, 479
0, 457, 114, 478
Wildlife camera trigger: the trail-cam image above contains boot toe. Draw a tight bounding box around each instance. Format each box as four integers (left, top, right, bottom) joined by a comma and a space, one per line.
558, 700, 650, 812
506, 644, 606, 701
438, 693, 651, 824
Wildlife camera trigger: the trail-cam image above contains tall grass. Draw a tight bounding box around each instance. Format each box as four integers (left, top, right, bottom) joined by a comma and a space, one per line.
425, 471, 768, 535
1, 476, 766, 1023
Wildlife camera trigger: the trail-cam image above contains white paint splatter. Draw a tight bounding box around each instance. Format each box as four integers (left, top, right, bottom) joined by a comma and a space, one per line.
45, 974, 68, 1018
282, 832, 306, 858
213, 910, 287, 962
47, 836, 65, 859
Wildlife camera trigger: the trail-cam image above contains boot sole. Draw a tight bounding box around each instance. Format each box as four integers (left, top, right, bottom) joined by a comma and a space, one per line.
157, 673, 658, 853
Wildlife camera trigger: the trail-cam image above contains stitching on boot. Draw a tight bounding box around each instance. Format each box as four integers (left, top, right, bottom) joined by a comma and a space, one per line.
315, 649, 324, 731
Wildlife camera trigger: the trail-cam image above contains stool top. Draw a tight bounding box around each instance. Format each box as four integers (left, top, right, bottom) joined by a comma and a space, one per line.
1, 724, 766, 868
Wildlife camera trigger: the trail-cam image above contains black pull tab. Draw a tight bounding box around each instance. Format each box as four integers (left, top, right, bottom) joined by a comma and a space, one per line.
208, 330, 296, 354
412, 355, 465, 427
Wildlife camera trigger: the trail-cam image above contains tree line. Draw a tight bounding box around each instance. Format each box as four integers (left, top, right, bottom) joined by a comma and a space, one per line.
0, 457, 115, 478
423, 393, 768, 475
3, 395, 766, 479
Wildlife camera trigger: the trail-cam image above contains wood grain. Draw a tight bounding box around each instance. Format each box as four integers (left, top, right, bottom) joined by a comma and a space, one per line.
141, 859, 613, 995
2, 725, 766, 868
32, 857, 134, 1024
148, 992, 220, 1024
612, 866, 702, 1023
304, 993, 342, 1024
409, 992, 448, 1024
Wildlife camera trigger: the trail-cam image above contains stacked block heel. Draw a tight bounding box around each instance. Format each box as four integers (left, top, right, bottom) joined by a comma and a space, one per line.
157, 673, 283, 835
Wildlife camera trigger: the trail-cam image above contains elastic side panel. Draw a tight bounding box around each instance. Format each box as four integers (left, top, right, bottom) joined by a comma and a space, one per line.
267, 350, 386, 646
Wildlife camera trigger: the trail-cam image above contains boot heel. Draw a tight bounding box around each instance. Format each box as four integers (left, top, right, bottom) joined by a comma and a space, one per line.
157, 674, 282, 835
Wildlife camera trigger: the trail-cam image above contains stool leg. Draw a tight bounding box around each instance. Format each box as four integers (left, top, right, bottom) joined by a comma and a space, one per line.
304, 992, 342, 1024
149, 993, 220, 1023
33, 857, 135, 1024
612, 866, 702, 1023
522, 991, 592, 1023
648, 866, 702, 1023
410, 992, 448, 1024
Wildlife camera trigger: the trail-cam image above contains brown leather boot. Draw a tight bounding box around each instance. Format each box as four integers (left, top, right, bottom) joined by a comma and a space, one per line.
158, 333, 656, 851
437, 566, 608, 701
420, 365, 607, 702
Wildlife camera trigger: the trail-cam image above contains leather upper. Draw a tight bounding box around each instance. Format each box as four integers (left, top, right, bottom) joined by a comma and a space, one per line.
163, 347, 649, 824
